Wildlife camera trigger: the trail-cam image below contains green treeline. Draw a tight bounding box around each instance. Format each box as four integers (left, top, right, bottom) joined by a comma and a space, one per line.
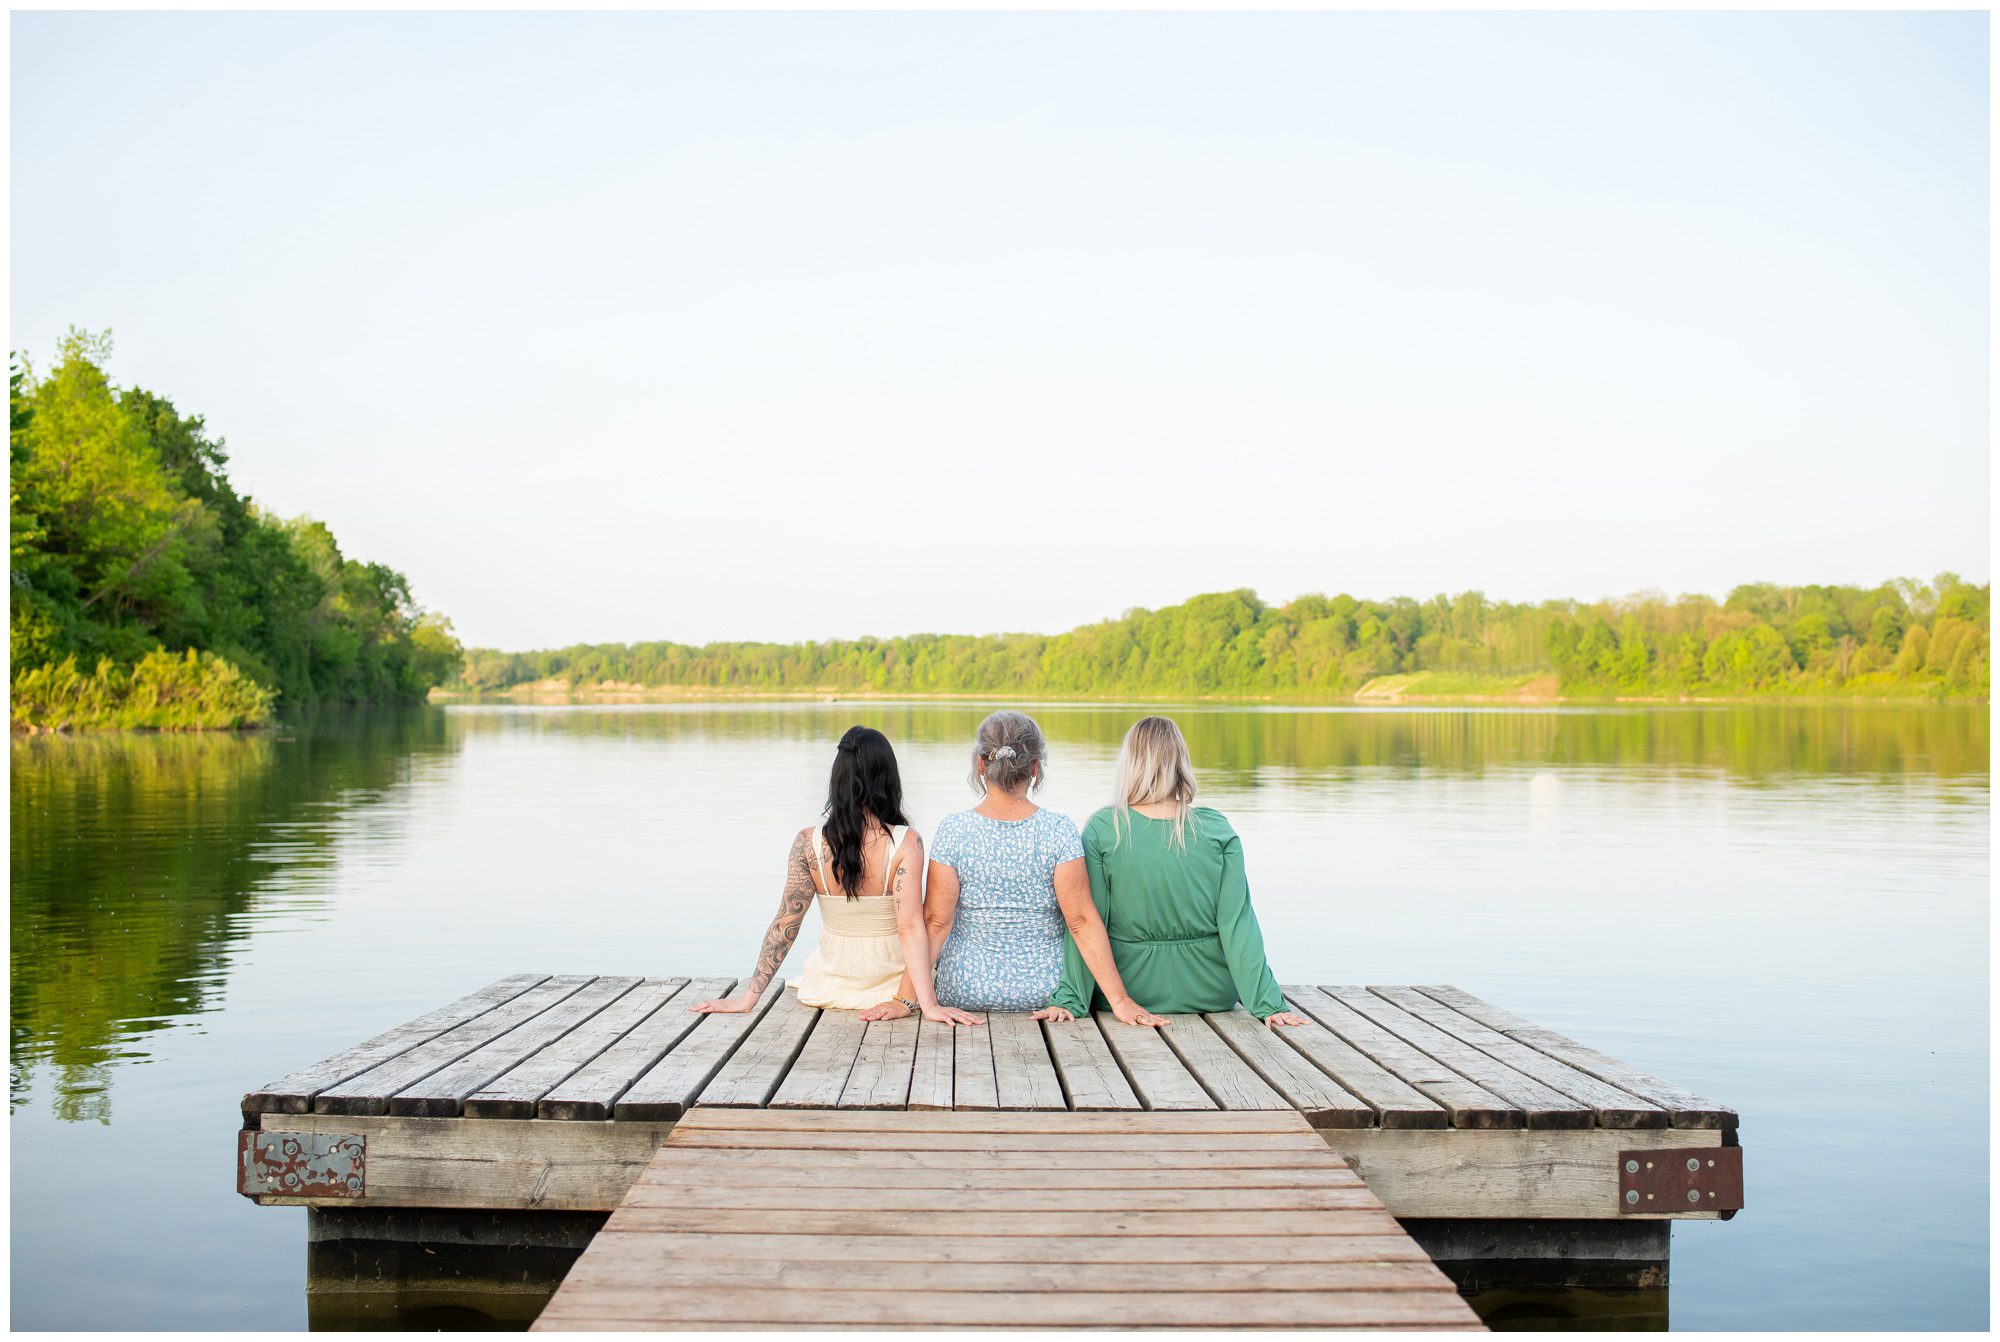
10, 331, 461, 730
457, 579, 1990, 702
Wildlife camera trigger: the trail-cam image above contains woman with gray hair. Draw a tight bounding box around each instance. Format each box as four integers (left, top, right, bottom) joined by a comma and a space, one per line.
864, 710, 1165, 1025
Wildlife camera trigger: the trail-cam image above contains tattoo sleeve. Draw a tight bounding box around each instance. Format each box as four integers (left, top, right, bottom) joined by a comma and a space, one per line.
744, 830, 817, 997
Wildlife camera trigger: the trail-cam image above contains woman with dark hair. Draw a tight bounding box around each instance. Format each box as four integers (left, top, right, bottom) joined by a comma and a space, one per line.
692, 726, 982, 1024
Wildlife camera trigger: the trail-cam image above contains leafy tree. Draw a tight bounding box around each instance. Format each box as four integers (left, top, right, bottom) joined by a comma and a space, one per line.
9, 332, 461, 729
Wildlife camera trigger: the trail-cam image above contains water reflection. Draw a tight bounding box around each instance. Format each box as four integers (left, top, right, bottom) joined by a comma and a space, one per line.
446, 700, 1990, 785
8, 709, 454, 1121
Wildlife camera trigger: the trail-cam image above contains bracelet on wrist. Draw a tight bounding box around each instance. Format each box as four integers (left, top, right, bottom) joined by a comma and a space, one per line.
894, 994, 918, 1013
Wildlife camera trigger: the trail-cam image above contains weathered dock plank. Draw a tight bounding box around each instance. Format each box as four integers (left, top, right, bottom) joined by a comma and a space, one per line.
316, 976, 596, 1117
1158, 1014, 1290, 1110
659, 1127, 1330, 1153
244, 974, 550, 1117
1042, 1015, 1142, 1111
622, 1182, 1383, 1212
533, 1109, 1484, 1331
838, 1015, 920, 1109
1324, 986, 1594, 1129
558, 1253, 1439, 1292
1271, 996, 1449, 1129
558, 1229, 1434, 1264
950, 1014, 999, 1110
1203, 1008, 1375, 1128
538, 1287, 1483, 1329
247, 1112, 675, 1211
616, 980, 788, 1120
636, 1156, 1365, 1189
988, 1012, 1065, 1110
1324, 1125, 1729, 1219
538, 977, 733, 1120
1413, 984, 1738, 1128
1285, 986, 1523, 1129
769, 1003, 867, 1108
1095, 1011, 1217, 1111
391, 977, 642, 1118
1369, 986, 1666, 1128
907, 1018, 954, 1110
694, 1109, 1308, 1134
465, 978, 690, 1119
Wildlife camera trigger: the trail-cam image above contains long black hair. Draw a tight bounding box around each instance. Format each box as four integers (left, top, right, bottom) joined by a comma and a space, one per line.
822, 725, 910, 899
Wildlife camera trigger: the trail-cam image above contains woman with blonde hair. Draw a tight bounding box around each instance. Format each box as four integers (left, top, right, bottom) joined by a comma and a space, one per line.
868, 710, 1164, 1026
1044, 715, 1308, 1029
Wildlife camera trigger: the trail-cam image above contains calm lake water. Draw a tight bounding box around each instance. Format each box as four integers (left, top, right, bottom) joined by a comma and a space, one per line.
9, 701, 1990, 1330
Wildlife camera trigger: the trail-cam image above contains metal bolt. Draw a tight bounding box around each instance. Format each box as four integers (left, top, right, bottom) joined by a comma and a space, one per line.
1645, 1193, 1654, 1201
1625, 1160, 1639, 1174
1625, 1190, 1640, 1205
1645, 1161, 1653, 1169
1708, 1159, 1715, 1167
1687, 1190, 1701, 1204
1687, 1157, 1701, 1172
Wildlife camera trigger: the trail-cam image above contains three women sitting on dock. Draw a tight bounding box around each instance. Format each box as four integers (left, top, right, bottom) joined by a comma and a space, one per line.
863, 710, 1163, 1026
695, 711, 1299, 1029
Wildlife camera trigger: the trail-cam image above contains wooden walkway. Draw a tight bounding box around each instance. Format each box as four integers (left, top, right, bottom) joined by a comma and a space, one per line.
530, 1108, 1485, 1331
240, 978, 1741, 1223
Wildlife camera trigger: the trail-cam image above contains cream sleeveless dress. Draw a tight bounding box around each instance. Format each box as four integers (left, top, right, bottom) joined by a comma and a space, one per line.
792, 824, 906, 1009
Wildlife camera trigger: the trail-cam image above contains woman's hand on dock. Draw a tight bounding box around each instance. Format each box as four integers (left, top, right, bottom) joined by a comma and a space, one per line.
923, 1004, 985, 1027
1030, 1006, 1074, 1024
858, 999, 911, 1021
1264, 1011, 1308, 1029
1109, 996, 1168, 1028
690, 991, 761, 1013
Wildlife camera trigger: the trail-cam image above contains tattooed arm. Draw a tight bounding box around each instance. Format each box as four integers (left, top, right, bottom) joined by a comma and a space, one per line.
691, 827, 817, 1013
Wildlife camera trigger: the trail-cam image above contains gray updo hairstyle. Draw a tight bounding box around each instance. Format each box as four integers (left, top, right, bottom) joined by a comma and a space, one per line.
969, 710, 1048, 796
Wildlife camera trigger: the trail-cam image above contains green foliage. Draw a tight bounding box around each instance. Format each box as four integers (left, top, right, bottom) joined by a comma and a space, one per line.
11, 649, 277, 731
9, 330, 461, 729
453, 578, 1988, 702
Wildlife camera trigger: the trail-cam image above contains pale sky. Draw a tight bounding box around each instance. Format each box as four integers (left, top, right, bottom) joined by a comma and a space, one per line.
11, 12, 1989, 650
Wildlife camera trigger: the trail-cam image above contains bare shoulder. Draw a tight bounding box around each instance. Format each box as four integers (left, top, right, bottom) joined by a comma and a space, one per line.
789, 825, 817, 857
896, 827, 924, 864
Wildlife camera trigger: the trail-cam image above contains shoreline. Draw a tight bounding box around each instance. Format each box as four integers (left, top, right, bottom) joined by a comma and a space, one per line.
425, 684, 1986, 709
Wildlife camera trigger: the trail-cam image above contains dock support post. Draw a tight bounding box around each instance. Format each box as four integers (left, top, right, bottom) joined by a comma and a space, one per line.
1399, 1217, 1670, 1329
305, 1208, 605, 1330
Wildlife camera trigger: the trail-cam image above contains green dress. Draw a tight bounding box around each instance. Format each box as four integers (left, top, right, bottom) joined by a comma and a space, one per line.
1049, 806, 1286, 1020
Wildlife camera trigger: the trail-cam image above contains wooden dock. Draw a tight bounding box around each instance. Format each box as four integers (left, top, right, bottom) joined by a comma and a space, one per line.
240, 976, 1742, 1225
530, 1108, 1485, 1330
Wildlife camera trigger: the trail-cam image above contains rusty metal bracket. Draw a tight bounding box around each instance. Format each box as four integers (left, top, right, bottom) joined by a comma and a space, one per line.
238, 1130, 365, 1199
1618, 1145, 1742, 1214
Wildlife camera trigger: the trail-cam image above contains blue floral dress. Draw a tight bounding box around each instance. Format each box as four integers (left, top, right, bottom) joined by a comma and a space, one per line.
929, 807, 1085, 1012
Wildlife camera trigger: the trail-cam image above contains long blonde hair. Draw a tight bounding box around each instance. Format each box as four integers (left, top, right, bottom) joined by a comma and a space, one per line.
1111, 716, 1197, 849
